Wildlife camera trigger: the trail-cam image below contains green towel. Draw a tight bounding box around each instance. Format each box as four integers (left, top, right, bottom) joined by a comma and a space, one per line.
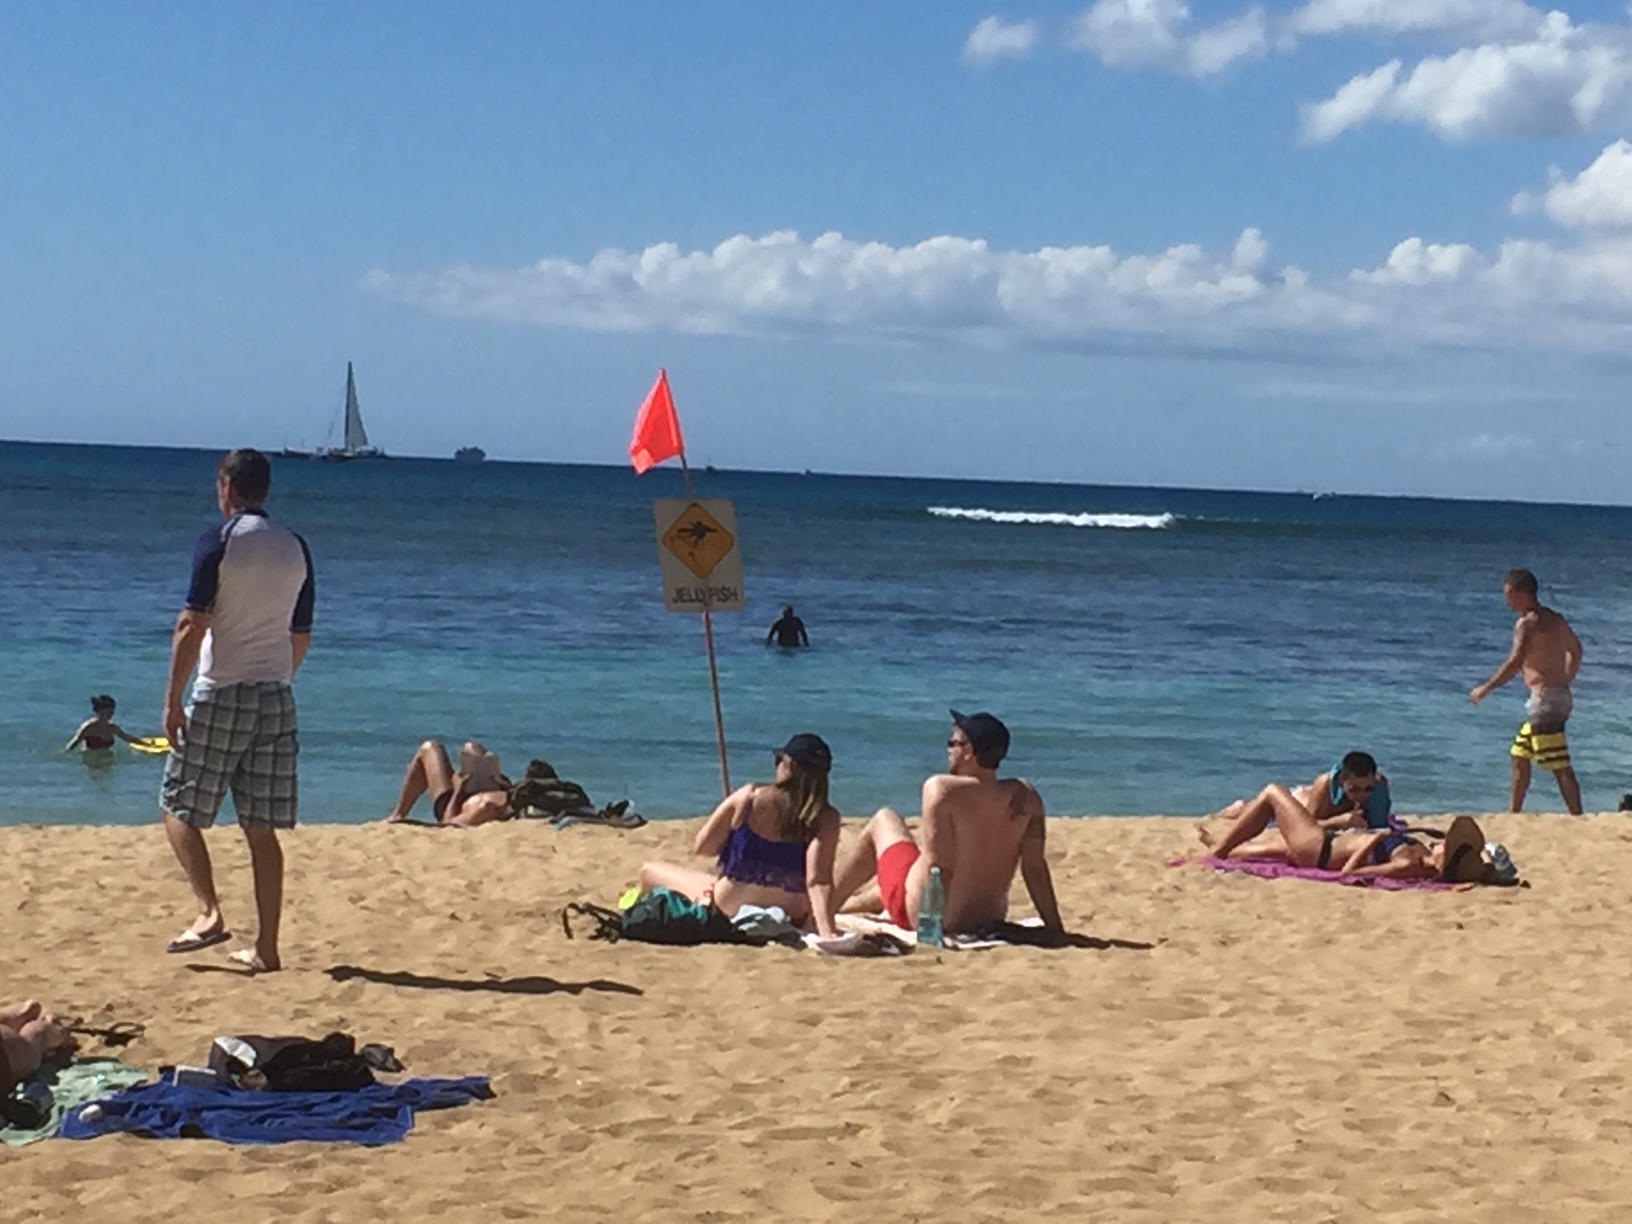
1, 1058, 148, 1145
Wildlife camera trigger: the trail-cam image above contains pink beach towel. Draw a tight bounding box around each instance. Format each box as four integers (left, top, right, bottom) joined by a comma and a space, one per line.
1170, 855, 1462, 891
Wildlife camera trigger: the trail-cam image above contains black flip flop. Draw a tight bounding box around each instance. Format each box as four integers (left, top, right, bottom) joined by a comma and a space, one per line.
166, 928, 231, 954
58, 1017, 146, 1048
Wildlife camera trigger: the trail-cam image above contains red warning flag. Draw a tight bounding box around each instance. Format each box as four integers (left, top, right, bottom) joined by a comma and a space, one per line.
629, 368, 685, 474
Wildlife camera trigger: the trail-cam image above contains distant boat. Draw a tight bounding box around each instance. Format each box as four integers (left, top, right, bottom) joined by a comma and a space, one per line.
454, 446, 486, 465
314, 363, 386, 461
280, 446, 311, 459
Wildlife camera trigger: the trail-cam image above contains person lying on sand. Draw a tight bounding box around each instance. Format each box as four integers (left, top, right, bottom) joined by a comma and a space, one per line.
384, 740, 512, 827
830, 711, 1065, 939
0, 1001, 77, 1097
1201, 784, 1493, 881
635, 734, 841, 937
1206, 750, 1393, 837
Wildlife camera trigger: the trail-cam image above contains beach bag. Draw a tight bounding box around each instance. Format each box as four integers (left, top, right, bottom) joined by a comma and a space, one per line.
208, 1032, 378, 1092
561, 889, 752, 946
509, 759, 594, 819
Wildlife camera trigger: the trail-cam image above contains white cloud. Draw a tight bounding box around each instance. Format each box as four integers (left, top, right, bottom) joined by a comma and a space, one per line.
1067, 0, 1268, 77
1351, 236, 1481, 284
964, 16, 1040, 64
366, 217, 1632, 363
1286, 0, 1545, 42
1514, 140, 1632, 229
1300, 12, 1632, 141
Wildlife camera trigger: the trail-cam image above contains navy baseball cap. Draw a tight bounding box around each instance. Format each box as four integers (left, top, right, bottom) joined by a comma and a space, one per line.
776, 732, 833, 773
950, 709, 1010, 763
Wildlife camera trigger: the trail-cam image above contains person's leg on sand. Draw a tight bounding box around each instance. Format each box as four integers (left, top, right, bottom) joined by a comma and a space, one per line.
1510, 753, 1531, 811
832, 807, 916, 912
637, 861, 719, 902
0, 1001, 42, 1030
242, 826, 284, 972
1556, 766, 1584, 815
385, 740, 455, 822
163, 812, 225, 941
1208, 785, 1326, 864
159, 687, 246, 949
230, 690, 296, 972
833, 807, 920, 926
1, 1013, 77, 1084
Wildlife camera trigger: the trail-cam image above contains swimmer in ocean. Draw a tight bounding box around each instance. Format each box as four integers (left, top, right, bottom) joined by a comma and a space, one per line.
765, 604, 810, 648
65, 694, 139, 752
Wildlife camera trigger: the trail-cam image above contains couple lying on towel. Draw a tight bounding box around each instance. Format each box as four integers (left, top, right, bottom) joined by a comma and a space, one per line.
635, 711, 1067, 942
0, 1001, 76, 1100
1202, 751, 1495, 882
383, 740, 638, 828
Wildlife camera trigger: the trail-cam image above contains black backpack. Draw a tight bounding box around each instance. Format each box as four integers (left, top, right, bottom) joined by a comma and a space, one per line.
208, 1032, 383, 1092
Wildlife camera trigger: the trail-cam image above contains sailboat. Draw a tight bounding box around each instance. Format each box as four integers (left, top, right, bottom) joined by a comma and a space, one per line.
315, 363, 386, 461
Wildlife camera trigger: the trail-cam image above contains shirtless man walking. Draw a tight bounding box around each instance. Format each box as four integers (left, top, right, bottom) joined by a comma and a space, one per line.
831, 710, 1064, 938
1470, 568, 1583, 814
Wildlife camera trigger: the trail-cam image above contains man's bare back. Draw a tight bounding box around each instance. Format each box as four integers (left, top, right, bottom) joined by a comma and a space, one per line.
913, 772, 1047, 931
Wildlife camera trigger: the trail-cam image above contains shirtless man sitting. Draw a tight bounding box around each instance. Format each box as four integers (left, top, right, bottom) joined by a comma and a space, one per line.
1470, 568, 1584, 815
831, 710, 1064, 939
383, 740, 513, 827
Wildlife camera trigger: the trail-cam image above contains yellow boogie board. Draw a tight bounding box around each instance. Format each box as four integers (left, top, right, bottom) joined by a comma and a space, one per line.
130, 737, 171, 755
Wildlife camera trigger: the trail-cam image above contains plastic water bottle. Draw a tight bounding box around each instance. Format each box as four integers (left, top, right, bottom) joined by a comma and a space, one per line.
1485, 842, 1518, 884
917, 865, 945, 948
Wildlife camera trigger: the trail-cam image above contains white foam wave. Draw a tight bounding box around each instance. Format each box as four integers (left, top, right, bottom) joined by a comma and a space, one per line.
927, 506, 1177, 530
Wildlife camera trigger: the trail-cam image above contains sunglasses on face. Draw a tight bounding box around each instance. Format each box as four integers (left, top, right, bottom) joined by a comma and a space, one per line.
948, 738, 969, 750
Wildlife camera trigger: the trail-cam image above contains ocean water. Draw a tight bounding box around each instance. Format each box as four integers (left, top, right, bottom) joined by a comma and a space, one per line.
6, 440, 1632, 827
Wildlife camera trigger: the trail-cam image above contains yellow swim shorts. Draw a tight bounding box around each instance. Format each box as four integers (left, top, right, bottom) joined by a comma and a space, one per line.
1511, 721, 1571, 772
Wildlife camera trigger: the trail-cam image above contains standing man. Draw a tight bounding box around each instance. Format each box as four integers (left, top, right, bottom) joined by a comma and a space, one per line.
765, 603, 810, 648
160, 449, 314, 972
1470, 568, 1583, 814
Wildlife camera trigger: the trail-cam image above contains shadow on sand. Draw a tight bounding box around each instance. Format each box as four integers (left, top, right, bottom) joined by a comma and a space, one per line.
324, 965, 644, 997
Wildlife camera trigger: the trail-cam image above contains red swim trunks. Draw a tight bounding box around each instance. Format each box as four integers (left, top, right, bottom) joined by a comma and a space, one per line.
877, 840, 921, 930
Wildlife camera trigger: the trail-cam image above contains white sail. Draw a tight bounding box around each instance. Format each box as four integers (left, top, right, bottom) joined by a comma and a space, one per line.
342, 362, 370, 451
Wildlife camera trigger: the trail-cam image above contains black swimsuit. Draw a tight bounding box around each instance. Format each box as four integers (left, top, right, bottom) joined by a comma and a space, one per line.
1318, 828, 1413, 870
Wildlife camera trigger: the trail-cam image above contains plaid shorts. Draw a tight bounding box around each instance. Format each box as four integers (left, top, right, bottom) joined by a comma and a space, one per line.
161, 682, 299, 830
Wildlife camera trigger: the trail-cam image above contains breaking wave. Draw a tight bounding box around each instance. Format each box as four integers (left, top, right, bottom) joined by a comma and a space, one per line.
927, 506, 1178, 530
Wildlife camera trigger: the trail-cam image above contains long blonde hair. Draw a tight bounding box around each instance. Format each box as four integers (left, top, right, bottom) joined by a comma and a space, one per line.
774, 761, 830, 841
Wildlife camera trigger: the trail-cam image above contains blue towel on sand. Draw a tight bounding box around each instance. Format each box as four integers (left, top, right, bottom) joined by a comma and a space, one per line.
59, 1076, 491, 1146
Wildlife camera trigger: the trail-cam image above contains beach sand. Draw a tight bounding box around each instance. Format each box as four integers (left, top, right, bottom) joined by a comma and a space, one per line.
6, 812, 1632, 1222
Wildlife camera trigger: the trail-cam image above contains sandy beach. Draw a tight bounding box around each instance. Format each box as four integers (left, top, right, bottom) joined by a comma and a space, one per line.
6, 811, 1632, 1222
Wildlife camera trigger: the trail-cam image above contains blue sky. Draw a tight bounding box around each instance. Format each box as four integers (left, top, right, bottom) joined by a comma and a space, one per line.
4, 1, 1632, 500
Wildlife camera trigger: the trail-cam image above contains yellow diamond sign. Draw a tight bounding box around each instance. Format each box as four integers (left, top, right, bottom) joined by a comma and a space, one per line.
653, 498, 746, 613
661, 501, 734, 579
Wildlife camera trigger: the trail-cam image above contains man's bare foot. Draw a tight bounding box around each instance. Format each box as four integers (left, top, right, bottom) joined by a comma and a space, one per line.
229, 948, 281, 974
0, 999, 42, 1029
383, 811, 407, 823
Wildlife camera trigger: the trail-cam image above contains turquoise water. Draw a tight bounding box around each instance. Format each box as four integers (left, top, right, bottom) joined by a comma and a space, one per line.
6, 440, 1632, 825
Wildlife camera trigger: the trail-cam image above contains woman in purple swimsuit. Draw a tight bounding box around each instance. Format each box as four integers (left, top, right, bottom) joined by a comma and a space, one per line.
637, 733, 842, 937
